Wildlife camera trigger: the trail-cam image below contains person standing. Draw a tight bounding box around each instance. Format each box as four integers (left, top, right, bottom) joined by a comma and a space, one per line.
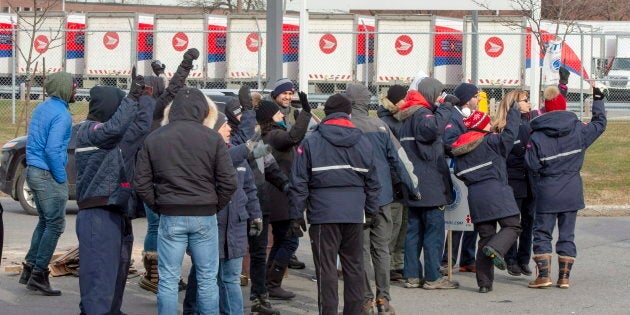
451, 106, 522, 293
75, 70, 150, 314
288, 94, 381, 315
525, 86, 606, 289
134, 88, 237, 314
345, 83, 420, 314
396, 78, 458, 290
19, 72, 76, 296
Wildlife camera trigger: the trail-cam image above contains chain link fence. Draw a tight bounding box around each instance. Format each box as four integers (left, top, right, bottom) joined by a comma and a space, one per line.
1, 14, 629, 142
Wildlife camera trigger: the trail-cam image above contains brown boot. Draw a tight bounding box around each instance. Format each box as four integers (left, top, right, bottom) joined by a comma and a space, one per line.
266, 261, 295, 300
138, 251, 159, 294
528, 254, 553, 288
557, 256, 575, 289
376, 298, 395, 315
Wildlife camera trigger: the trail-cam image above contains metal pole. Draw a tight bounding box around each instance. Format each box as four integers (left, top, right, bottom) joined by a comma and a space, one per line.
471, 11, 478, 87
298, 0, 308, 92
361, 19, 369, 87
530, 4, 542, 109
11, 19, 16, 124
265, 0, 283, 90
255, 18, 263, 90
579, 28, 584, 120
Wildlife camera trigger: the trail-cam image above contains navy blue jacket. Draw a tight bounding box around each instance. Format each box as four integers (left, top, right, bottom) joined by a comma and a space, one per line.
506, 113, 533, 199
289, 113, 380, 224
525, 100, 606, 213
377, 105, 402, 139
217, 156, 261, 260
452, 108, 520, 223
395, 95, 453, 208
442, 107, 466, 150
76, 93, 148, 216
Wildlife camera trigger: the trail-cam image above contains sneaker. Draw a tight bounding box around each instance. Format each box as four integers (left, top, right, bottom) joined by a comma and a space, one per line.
507, 264, 522, 276
404, 278, 421, 288
422, 276, 459, 290
482, 246, 507, 270
459, 265, 476, 273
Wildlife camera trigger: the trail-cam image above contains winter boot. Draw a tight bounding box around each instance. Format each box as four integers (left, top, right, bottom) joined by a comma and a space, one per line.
376, 298, 395, 315
251, 294, 280, 315
288, 254, 306, 269
18, 262, 33, 284
26, 269, 61, 296
528, 254, 553, 288
138, 251, 159, 294
266, 261, 296, 300
361, 299, 375, 315
557, 256, 575, 289
482, 246, 506, 270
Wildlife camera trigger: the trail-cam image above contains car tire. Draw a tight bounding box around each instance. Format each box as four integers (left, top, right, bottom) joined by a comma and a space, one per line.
16, 168, 38, 216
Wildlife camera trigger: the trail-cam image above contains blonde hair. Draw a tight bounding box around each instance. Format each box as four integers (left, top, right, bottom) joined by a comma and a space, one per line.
492, 90, 527, 132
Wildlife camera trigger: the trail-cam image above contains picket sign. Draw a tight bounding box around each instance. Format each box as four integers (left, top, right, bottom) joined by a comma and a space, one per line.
444, 158, 474, 232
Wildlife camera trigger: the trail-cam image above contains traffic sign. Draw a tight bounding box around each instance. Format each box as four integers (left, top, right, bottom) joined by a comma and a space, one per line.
172, 32, 188, 51
319, 33, 337, 54
395, 35, 413, 56
103, 32, 119, 50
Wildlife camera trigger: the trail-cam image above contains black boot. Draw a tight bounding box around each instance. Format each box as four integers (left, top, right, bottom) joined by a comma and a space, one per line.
251, 294, 280, 315
288, 254, 306, 269
19, 262, 33, 284
26, 269, 61, 296
266, 261, 295, 300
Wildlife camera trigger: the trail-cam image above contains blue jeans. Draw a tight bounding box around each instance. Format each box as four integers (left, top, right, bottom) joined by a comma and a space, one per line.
24, 166, 68, 272
533, 211, 577, 257
403, 207, 445, 282
144, 203, 159, 252
184, 257, 244, 315
157, 215, 219, 315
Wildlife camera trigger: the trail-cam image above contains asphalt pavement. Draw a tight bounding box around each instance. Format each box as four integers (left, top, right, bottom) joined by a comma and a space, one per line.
1, 197, 630, 315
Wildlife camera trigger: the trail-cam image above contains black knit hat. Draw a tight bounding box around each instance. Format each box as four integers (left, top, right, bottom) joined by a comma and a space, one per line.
454, 83, 479, 106
387, 85, 407, 105
226, 97, 242, 116
213, 112, 227, 131
256, 100, 280, 123
324, 94, 352, 116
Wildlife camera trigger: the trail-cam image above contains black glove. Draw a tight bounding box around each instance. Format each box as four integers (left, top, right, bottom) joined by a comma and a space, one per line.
393, 182, 404, 200
248, 218, 263, 237
238, 85, 253, 111
364, 212, 380, 230
151, 60, 165, 76
286, 218, 306, 238
184, 48, 200, 61
593, 87, 605, 101
298, 91, 311, 113
559, 66, 570, 85
281, 183, 290, 193
128, 66, 145, 100
443, 94, 460, 106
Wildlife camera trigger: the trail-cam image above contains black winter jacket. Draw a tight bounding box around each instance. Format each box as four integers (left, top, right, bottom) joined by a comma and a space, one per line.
134, 88, 237, 216
289, 113, 380, 224
149, 59, 194, 132
452, 108, 520, 223
506, 113, 533, 199
525, 100, 606, 213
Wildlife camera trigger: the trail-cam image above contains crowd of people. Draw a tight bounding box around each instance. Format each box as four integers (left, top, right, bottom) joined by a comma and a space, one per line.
16, 48, 607, 315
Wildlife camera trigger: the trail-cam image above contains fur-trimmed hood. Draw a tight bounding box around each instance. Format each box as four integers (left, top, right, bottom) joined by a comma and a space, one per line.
379, 94, 399, 115
161, 91, 218, 128
451, 131, 487, 156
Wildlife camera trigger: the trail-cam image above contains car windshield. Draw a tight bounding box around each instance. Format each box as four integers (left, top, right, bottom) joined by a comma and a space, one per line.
610, 58, 630, 70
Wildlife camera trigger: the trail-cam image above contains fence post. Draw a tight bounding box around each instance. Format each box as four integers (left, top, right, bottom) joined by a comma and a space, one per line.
11, 20, 16, 124
579, 29, 585, 120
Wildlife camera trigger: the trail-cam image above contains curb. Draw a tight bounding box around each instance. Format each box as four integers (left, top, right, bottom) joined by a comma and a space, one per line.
580, 205, 630, 217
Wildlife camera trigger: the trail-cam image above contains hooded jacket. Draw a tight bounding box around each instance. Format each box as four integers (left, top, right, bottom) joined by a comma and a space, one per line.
260, 109, 312, 222
75, 87, 149, 216
395, 88, 454, 208
26, 72, 74, 183
525, 99, 606, 213
149, 58, 194, 132
346, 84, 420, 206
451, 108, 520, 223
289, 113, 380, 224
134, 88, 237, 216
377, 99, 402, 139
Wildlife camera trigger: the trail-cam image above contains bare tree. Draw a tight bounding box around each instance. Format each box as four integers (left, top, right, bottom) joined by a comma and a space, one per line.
178, 0, 266, 14
8, 0, 64, 136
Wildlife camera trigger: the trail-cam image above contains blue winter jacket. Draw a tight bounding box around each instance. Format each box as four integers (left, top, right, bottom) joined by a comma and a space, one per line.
289, 113, 380, 224
525, 100, 606, 213
26, 96, 73, 183
452, 108, 520, 223
75, 91, 145, 216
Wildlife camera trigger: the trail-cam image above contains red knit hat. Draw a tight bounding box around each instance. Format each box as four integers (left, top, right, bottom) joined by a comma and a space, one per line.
463, 110, 491, 130
544, 85, 566, 112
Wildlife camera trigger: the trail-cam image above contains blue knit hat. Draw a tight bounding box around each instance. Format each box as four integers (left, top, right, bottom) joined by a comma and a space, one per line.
270, 78, 295, 99
453, 83, 479, 106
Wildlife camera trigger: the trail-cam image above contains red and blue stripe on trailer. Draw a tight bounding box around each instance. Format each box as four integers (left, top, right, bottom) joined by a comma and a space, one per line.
137, 22, 153, 61
434, 25, 462, 66
357, 24, 374, 65
526, 28, 589, 80
207, 23, 226, 63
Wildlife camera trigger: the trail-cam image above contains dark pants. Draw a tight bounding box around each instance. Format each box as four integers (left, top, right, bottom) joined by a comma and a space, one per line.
249, 215, 270, 299
268, 219, 299, 268
76, 208, 133, 315
475, 215, 521, 288
403, 207, 445, 282
310, 223, 364, 315
441, 230, 477, 266
25, 166, 68, 272
0, 201, 3, 265
533, 211, 577, 257
506, 197, 535, 265
363, 205, 392, 301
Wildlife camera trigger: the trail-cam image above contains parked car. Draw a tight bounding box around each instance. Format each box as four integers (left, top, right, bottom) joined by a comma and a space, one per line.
0, 91, 237, 215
